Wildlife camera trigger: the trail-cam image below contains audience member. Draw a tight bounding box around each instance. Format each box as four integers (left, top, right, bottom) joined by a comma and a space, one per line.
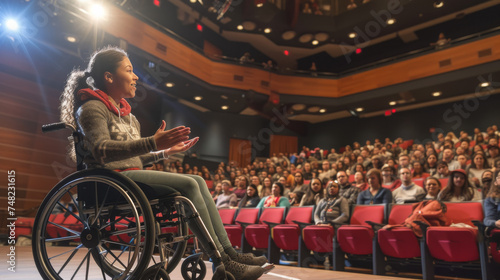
481, 169, 494, 199
468, 152, 490, 188
336, 171, 360, 205
381, 164, 401, 191
234, 176, 249, 200
212, 182, 223, 202
430, 32, 451, 49
239, 52, 254, 64
484, 170, 500, 228
300, 178, 324, 206
357, 169, 392, 205
353, 171, 368, 191
318, 160, 336, 184
314, 181, 350, 225
216, 180, 238, 209
257, 182, 291, 208
237, 184, 261, 208
424, 177, 442, 200
392, 167, 426, 204
436, 161, 450, 179
438, 169, 481, 202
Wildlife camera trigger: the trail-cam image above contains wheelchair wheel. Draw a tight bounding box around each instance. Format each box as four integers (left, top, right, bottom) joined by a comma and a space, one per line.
181, 254, 206, 280
32, 169, 155, 280
142, 264, 170, 280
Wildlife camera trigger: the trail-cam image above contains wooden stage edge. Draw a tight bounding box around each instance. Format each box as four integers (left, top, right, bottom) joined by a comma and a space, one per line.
0, 246, 479, 280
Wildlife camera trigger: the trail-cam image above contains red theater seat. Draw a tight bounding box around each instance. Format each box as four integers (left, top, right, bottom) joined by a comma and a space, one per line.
243, 207, 286, 254
269, 206, 314, 264
334, 204, 386, 271
218, 208, 237, 225
224, 208, 260, 248
422, 202, 485, 279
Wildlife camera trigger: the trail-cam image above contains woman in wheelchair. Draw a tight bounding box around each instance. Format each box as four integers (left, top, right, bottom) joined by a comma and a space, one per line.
58, 46, 269, 280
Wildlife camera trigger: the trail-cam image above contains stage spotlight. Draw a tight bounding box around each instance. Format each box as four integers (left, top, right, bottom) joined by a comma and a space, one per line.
5, 19, 19, 31
90, 3, 107, 19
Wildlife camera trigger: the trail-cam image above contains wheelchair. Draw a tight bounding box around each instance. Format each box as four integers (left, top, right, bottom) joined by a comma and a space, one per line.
33, 122, 232, 280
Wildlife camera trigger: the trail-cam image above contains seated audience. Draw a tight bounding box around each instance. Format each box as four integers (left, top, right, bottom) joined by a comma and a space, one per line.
436, 161, 450, 179
468, 152, 490, 188
300, 178, 324, 206
481, 169, 494, 199
318, 160, 336, 184
216, 180, 238, 209
336, 171, 360, 205
381, 164, 401, 191
357, 169, 392, 205
289, 190, 305, 207
424, 177, 442, 200
234, 176, 249, 200
257, 182, 290, 208
212, 182, 222, 202
437, 169, 481, 202
314, 181, 350, 225
353, 171, 368, 191
424, 154, 438, 176
392, 167, 426, 204
484, 170, 500, 228
237, 184, 261, 208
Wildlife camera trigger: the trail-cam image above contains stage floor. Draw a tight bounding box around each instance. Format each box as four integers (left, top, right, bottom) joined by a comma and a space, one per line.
0, 245, 474, 280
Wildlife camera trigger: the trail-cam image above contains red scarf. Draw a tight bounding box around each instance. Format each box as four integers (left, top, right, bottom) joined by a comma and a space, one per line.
78, 88, 131, 116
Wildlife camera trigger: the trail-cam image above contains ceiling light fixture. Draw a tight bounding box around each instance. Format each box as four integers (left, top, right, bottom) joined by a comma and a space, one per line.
165, 82, 174, 87
312, 40, 318, 45
433, 1, 444, 8
389, 101, 397, 106
387, 18, 396, 25
194, 96, 203, 101
256, 3, 263, 7
319, 108, 326, 113
221, 105, 229, 110
355, 107, 364, 112
432, 91, 442, 97
237, 25, 243, 30
481, 82, 490, 87
348, 32, 357, 39
66, 36, 77, 43
264, 28, 272, 34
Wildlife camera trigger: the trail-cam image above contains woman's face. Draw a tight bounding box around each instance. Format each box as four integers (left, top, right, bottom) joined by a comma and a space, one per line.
427, 154, 437, 165
474, 154, 484, 167
264, 178, 272, 186
453, 173, 466, 188
495, 173, 500, 186
328, 183, 339, 196
246, 186, 256, 197
425, 179, 440, 197
413, 162, 422, 171
106, 57, 138, 101
310, 179, 321, 192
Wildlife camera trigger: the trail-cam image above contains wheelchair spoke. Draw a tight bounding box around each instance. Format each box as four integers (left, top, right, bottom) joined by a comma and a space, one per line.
101, 239, 137, 248
101, 243, 128, 269
50, 243, 83, 261
47, 220, 82, 236
71, 249, 91, 280
85, 248, 90, 280
100, 216, 127, 231
45, 234, 81, 243
93, 186, 111, 227
93, 247, 110, 280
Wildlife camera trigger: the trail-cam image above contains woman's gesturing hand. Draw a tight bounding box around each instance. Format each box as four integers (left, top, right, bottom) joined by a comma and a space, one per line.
153, 120, 191, 150
168, 137, 200, 155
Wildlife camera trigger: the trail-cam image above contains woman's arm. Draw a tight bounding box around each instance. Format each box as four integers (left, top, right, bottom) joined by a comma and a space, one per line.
484, 198, 500, 227
330, 198, 350, 224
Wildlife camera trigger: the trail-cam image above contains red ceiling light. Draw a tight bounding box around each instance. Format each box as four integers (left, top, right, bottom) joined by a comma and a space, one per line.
153, 0, 160, 7
196, 23, 203, 32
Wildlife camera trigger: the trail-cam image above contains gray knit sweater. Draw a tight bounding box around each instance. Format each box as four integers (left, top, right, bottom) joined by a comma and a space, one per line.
76, 100, 163, 170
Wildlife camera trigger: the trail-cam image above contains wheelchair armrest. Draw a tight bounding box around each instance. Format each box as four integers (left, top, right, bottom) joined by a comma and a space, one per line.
366, 221, 386, 232
263, 221, 280, 229
292, 220, 313, 230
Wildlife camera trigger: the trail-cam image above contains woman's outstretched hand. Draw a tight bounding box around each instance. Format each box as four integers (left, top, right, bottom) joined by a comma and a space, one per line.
168, 137, 200, 155
153, 120, 191, 150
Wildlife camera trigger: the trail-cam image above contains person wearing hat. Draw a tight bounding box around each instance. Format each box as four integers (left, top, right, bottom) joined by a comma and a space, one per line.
381, 164, 401, 191
237, 184, 261, 208
437, 169, 481, 202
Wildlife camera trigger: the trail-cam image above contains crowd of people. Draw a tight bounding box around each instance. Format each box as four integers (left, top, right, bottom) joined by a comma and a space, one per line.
149, 126, 500, 228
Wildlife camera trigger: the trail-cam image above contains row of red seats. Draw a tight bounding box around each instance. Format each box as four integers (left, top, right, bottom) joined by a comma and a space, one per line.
220, 203, 499, 279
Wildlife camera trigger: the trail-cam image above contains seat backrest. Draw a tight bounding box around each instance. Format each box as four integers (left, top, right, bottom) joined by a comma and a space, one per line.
259, 207, 286, 224
412, 178, 425, 187
234, 208, 260, 225
438, 178, 449, 188
218, 208, 238, 225
387, 203, 414, 224
284, 206, 314, 225
350, 204, 386, 226
444, 202, 484, 226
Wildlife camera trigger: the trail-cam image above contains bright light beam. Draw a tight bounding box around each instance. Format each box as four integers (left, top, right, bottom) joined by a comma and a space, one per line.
5, 18, 19, 31
90, 3, 107, 20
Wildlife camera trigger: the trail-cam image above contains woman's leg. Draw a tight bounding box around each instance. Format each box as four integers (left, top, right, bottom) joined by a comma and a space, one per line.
122, 170, 224, 253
